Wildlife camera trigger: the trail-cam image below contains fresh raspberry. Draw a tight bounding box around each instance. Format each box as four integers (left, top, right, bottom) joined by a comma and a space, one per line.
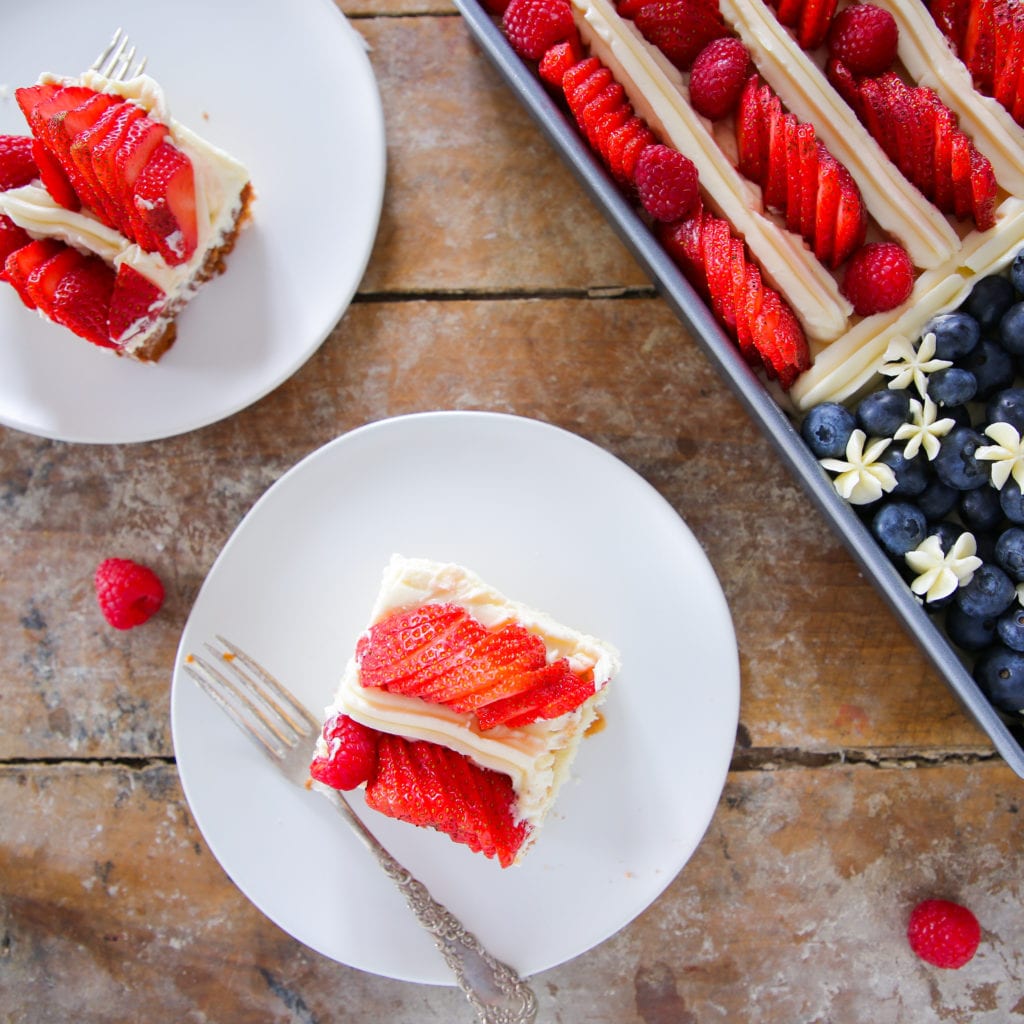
635, 144, 700, 222
309, 713, 380, 791
841, 241, 914, 315
907, 899, 981, 969
93, 557, 165, 629
502, 0, 577, 61
827, 3, 899, 77
688, 38, 754, 120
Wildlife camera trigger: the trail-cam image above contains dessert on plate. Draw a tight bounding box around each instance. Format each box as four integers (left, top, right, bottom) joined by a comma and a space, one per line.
309, 555, 621, 867
0, 62, 253, 361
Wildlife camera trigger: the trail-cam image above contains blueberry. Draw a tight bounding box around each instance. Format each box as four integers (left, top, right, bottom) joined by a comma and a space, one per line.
927, 311, 981, 361
997, 606, 1024, 651
955, 562, 1016, 618
1001, 480, 1024, 524
871, 501, 928, 558
959, 485, 1005, 533
995, 527, 1024, 581
965, 274, 1016, 332
933, 427, 989, 490
928, 367, 977, 407
916, 478, 959, 521
986, 387, 1024, 433
880, 442, 930, 497
940, 403, 975, 430
946, 603, 999, 651
1012, 250, 1024, 297
801, 402, 856, 458
973, 644, 1024, 712
960, 339, 1015, 399
999, 302, 1024, 356
856, 389, 910, 437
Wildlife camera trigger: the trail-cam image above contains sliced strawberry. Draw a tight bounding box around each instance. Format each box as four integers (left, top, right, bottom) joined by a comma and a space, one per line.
16, 84, 93, 137
114, 115, 170, 248
763, 90, 788, 210
24, 245, 83, 312
796, 123, 817, 240
783, 115, 802, 235
795, 0, 839, 49
728, 234, 756, 360
68, 102, 128, 230
364, 735, 531, 867
0, 135, 37, 191
961, 0, 997, 93
0, 215, 31, 263
132, 140, 198, 265
813, 152, 839, 266
31, 139, 79, 210
735, 74, 765, 182
476, 661, 595, 729
831, 163, 867, 267
107, 263, 167, 346
50, 255, 117, 348
1, 238, 63, 308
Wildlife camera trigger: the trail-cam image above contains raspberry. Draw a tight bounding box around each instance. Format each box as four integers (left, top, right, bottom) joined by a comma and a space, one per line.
688, 38, 754, 120
907, 899, 981, 969
635, 144, 700, 222
827, 3, 899, 77
309, 713, 380, 791
841, 241, 914, 315
93, 557, 165, 630
502, 0, 577, 61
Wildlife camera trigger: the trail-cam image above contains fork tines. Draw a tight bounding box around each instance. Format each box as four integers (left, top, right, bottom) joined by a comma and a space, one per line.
91, 28, 148, 81
183, 636, 319, 759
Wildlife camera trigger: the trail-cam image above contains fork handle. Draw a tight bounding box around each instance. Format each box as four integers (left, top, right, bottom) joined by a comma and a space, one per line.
323, 790, 538, 1024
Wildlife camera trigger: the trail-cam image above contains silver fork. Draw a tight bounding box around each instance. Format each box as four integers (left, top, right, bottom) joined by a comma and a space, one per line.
91, 28, 148, 81
183, 636, 538, 1024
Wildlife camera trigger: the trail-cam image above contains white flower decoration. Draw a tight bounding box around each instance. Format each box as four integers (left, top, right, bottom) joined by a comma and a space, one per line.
976, 421, 1024, 490
879, 332, 952, 397
820, 429, 897, 505
1018, 582, 1024, 608
892, 395, 955, 460
904, 532, 983, 603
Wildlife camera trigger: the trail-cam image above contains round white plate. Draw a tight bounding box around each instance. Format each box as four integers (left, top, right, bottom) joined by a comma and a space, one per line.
0, 0, 384, 443
171, 412, 740, 982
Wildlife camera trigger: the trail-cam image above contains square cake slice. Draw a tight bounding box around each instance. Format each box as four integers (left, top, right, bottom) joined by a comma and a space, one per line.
309, 555, 621, 866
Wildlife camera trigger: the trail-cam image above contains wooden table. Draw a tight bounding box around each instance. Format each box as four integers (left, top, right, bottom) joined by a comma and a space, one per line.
2, 3, 1022, 1021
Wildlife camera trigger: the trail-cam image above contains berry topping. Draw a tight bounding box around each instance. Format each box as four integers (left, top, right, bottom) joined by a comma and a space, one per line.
108, 263, 167, 347
688, 38, 754, 120
365, 734, 531, 867
907, 899, 981, 969
0, 135, 37, 192
309, 713, 380, 790
769, 0, 840, 49
840, 241, 914, 316
502, 0, 578, 61
826, 3, 899, 77
634, 144, 700, 221
93, 557, 165, 630
538, 38, 584, 87
617, 0, 731, 70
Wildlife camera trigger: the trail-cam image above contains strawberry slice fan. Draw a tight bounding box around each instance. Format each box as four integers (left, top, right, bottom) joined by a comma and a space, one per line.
0, 64, 251, 361
308, 557, 621, 868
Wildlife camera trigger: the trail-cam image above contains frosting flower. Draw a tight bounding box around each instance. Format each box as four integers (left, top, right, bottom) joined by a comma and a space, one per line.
879, 332, 952, 396
976, 421, 1024, 490
905, 532, 983, 603
819, 429, 897, 505
893, 395, 955, 460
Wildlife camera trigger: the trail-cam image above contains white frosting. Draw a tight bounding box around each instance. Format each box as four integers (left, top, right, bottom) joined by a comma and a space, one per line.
317, 556, 621, 841
905, 533, 982, 603
892, 396, 955, 460
819, 429, 897, 504
977, 422, 1024, 490
0, 71, 250, 352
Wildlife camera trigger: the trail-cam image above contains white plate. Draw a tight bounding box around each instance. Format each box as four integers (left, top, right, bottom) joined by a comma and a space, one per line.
0, 0, 384, 443
170, 412, 740, 982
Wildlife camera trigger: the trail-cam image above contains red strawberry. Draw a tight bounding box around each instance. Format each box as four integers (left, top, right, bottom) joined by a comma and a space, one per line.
93, 557, 165, 629
841, 241, 914, 315
31, 139, 79, 210
114, 115, 170, 251
1, 238, 63, 309
907, 899, 981, 969
476, 661, 595, 728
769, 0, 839, 48
0, 135, 37, 191
538, 37, 584, 87
365, 735, 531, 867
16, 83, 93, 137
826, 3, 899, 76
634, 143, 700, 221
51, 256, 117, 348
502, 0, 578, 61
309, 713, 381, 790
107, 263, 167, 347
626, 0, 731, 70
23, 245, 84, 313
132, 141, 198, 265
0, 216, 31, 264
688, 37, 754, 120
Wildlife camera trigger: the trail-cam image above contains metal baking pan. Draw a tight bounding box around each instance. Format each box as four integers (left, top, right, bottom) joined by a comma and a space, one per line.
454, 0, 1024, 776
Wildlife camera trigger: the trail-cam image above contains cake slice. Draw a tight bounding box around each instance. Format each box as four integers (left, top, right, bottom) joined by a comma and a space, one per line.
309, 555, 621, 867
0, 65, 253, 361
